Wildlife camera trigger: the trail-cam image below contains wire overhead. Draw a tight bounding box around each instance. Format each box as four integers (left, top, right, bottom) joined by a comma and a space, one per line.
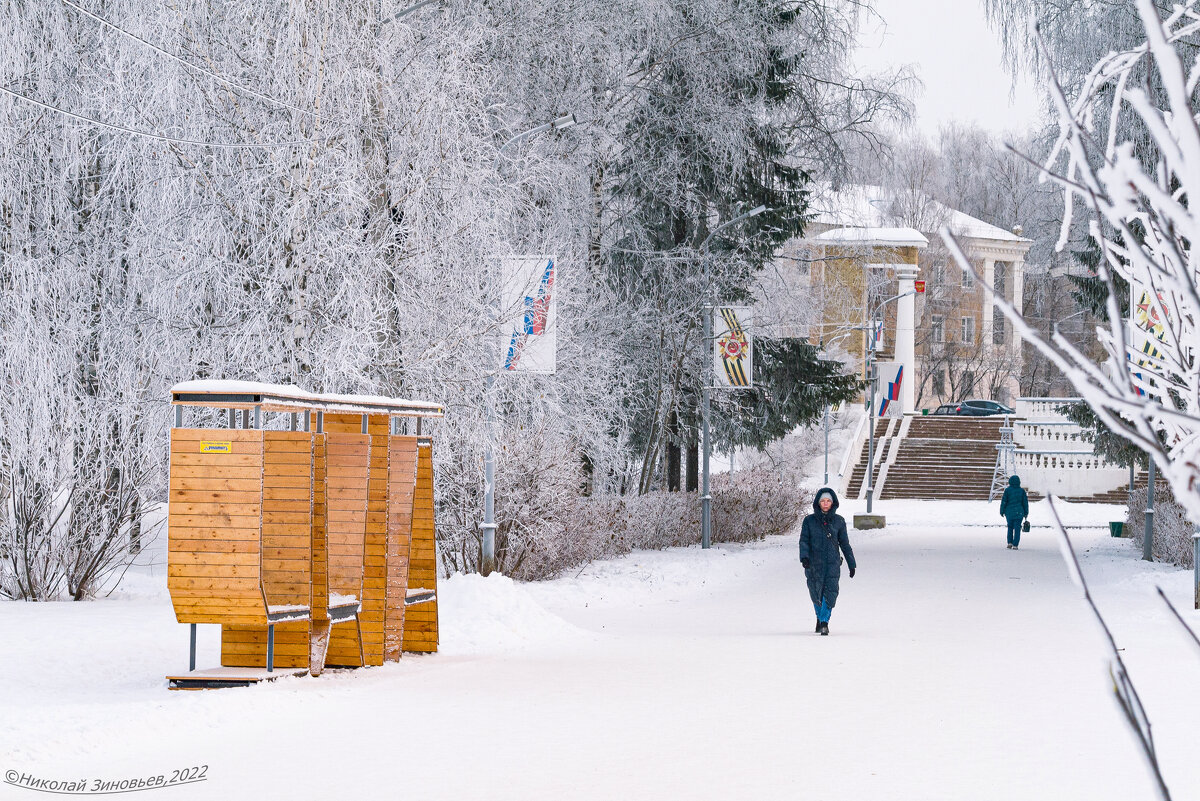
60, 0, 322, 122
0, 85, 309, 149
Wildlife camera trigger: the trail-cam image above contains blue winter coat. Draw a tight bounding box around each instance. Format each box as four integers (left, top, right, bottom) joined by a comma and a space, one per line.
999, 475, 1029, 521
799, 488, 856, 609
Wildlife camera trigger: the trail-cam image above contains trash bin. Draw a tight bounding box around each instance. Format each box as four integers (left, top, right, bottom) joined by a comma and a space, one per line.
1109, 521, 1124, 538
922, 408, 929, 415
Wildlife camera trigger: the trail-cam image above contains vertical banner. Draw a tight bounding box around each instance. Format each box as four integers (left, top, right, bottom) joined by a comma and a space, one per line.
1128, 279, 1169, 400
876, 361, 904, 417
500, 255, 557, 373
871, 318, 886, 351
713, 307, 753, 388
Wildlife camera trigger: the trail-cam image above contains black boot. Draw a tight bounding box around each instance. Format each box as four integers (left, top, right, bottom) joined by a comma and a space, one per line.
815, 621, 822, 633
819, 622, 829, 636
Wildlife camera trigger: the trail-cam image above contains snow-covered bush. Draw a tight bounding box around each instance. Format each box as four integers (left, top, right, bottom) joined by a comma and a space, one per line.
1124, 485, 1197, 569
497, 468, 803, 581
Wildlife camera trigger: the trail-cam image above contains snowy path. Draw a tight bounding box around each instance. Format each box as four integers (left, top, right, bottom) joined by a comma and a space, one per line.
3, 504, 1199, 800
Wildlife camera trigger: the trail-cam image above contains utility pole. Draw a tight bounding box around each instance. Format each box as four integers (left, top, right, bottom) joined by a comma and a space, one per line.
1143, 459, 1156, 562
699, 205, 767, 550
481, 114, 578, 575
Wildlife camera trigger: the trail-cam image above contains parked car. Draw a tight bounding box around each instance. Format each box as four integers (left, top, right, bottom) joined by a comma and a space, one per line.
957, 399, 1016, 416
931, 404, 958, 415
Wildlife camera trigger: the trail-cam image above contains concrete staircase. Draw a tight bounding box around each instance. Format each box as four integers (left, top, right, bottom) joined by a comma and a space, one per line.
875, 417, 1006, 500
845, 419, 896, 499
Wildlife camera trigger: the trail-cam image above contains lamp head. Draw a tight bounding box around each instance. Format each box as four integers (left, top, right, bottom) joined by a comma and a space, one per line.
552, 113, 578, 131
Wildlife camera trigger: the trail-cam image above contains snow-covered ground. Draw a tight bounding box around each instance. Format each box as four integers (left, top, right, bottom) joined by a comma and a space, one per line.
3, 498, 1198, 801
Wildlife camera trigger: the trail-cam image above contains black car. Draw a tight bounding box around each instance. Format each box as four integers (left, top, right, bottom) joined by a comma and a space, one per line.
957, 399, 1016, 416
931, 404, 958, 415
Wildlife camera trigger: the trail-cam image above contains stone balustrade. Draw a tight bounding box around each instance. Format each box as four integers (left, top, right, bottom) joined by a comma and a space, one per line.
1013, 449, 1128, 496
1014, 397, 1083, 421
1013, 421, 1091, 452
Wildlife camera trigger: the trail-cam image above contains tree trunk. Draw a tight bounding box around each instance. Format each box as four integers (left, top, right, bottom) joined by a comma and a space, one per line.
666, 408, 681, 492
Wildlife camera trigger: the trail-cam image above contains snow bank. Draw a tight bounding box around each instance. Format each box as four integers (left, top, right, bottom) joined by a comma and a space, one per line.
437, 573, 588, 654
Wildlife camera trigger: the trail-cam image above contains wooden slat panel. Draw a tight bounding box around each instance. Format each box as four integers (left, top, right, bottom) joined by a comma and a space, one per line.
169, 551, 259, 566
171, 478, 265, 493
167, 527, 260, 541
170, 453, 262, 467
171, 502, 262, 516
171, 429, 266, 442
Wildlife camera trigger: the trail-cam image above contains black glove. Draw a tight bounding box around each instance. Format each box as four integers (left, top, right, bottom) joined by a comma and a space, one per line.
801, 557, 810, 569
849, 567, 856, 578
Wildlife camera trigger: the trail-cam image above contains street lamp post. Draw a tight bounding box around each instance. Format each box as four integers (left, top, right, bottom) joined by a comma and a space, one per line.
481, 114, 577, 575
700, 205, 767, 550
863, 289, 916, 515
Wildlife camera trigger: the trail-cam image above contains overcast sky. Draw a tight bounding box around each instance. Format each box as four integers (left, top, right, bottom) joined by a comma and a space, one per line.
853, 0, 1045, 141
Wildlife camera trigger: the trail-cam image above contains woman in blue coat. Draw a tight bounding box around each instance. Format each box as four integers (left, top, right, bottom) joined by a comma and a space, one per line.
798, 487, 856, 635
999, 474, 1030, 549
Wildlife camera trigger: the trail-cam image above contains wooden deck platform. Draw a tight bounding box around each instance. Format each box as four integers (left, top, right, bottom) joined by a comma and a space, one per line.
166, 666, 309, 690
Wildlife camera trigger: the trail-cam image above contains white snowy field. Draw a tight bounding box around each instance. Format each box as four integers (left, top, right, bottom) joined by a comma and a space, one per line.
2, 498, 1199, 801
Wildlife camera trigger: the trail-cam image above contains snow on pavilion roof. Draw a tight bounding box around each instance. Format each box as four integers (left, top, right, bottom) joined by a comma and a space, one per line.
807, 184, 1032, 244
812, 226, 929, 247
170, 379, 445, 417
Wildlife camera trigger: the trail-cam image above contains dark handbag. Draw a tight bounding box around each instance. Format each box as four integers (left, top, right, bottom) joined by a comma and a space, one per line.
1022, 520, 1030, 533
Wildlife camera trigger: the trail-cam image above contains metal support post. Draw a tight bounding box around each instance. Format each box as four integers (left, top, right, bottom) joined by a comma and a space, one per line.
823, 404, 830, 486
482, 377, 497, 574
316, 411, 324, 434
361, 414, 368, 434
416, 418, 423, 436
254, 405, 261, 429
227, 408, 235, 429
290, 413, 298, 432
189, 623, 196, 672
702, 305, 712, 549
866, 358, 876, 515
174, 405, 182, 428
266, 624, 275, 672
1143, 460, 1156, 561
1194, 530, 1200, 609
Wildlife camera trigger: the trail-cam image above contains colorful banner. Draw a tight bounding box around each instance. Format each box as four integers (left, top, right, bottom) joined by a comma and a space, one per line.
876, 361, 903, 417
1128, 281, 1169, 399
500, 255, 557, 373
713, 307, 753, 388
871, 318, 886, 351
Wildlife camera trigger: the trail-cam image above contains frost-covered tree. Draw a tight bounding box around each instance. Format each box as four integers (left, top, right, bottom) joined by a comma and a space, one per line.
946, 0, 1200, 523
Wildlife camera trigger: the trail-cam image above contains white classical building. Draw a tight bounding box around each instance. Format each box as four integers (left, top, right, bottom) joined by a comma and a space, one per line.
761, 184, 1034, 409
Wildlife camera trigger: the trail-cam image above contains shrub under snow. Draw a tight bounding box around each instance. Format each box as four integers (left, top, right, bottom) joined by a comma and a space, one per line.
1124, 485, 1197, 569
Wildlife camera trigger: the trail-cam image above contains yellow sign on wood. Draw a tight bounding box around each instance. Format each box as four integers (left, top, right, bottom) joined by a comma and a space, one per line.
200, 442, 233, 453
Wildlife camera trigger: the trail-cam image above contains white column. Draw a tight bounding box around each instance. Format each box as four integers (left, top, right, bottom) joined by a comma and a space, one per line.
982, 257, 996, 349
896, 264, 918, 413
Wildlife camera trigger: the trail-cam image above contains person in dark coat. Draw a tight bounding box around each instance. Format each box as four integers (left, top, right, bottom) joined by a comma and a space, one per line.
798, 487, 856, 635
999, 474, 1030, 549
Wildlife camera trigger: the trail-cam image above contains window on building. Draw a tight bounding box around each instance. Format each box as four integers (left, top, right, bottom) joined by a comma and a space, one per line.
993, 307, 1005, 345
961, 316, 975, 344
961, 265, 975, 288
929, 264, 945, 285
962, 370, 976, 395
994, 261, 1007, 295
932, 370, 945, 396
931, 314, 944, 343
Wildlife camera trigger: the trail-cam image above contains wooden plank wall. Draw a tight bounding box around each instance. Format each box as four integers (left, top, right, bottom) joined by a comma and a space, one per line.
324, 415, 371, 667
309, 429, 329, 673
261, 432, 313, 608
403, 438, 439, 653
168, 429, 266, 626
360, 415, 391, 666
221, 621, 310, 668
384, 434, 419, 661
